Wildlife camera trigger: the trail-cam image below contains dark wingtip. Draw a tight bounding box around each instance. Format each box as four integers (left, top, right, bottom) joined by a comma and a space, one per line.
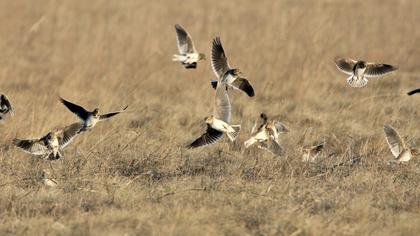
184, 63, 197, 69
239, 80, 255, 97
407, 88, 420, 96
210, 80, 218, 90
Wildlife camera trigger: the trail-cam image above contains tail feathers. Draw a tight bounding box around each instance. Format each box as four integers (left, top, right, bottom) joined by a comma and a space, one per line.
244, 136, 257, 148
226, 125, 241, 141
172, 54, 185, 62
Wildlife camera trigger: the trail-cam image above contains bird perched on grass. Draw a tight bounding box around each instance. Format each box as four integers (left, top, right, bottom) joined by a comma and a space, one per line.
335, 57, 398, 88
172, 24, 206, 69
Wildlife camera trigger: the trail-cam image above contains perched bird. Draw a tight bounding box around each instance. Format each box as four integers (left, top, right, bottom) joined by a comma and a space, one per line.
210, 37, 254, 97
383, 124, 418, 164
40, 170, 58, 187
0, 94, 14, 120
186, 81, 241, 149
302, 140, 326, 162
13, 122, 83, 160
407, 88, 420, 96
172, 24, 206, 69
244, 113, 288, 155
335, 57, 398, 88
59, 97, 127, 131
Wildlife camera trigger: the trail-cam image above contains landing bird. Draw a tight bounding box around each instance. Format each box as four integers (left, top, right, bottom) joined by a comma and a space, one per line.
335, 57, 398, 88
186, 81, 241, 149
302, 140, 326, 162
172, 24, 206, 69
244, 113, 288, 155
0, 94, 14, 120
13, 122, 83, 160
384, 124, 418, 164
210, 37, 254, 97
407, 88, 420, 96
59, 97, 127, 131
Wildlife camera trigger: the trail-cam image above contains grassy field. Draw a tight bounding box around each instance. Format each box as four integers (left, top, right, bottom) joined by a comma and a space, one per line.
1, 0, 420, 235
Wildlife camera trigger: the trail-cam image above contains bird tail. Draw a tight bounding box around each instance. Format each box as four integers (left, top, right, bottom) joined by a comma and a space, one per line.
244, 136, 257, 148
172, 54, 185, 62
226, 125, 241, 141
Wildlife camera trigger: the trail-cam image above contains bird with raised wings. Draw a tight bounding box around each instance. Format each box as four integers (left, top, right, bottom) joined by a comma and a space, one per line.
335, 57, 398, 88
59, 97, 127, 131
13, 122, 83, 160
244, 113, 288, 155
172, 24, 206, 69
383, 124, 418, 164
209, 37, 254, 97
186, 81, 241, 149
0, 94, 14, 120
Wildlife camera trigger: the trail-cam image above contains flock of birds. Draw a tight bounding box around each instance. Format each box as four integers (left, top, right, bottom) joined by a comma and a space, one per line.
0, 24, 419, 186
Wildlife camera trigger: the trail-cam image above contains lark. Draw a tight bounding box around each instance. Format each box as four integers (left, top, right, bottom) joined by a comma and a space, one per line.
186, 81, 241, 149
335, 57, 398, 88
244, 113, 288, 155
13, 122, 83, 160
60, 97, 127, 131
172, 24, 205, 69
384, 124, 418, 164
0, 94, 14, 120
210, 37, 254, 97
40, 170, 58, 187
302, 140, 326, 162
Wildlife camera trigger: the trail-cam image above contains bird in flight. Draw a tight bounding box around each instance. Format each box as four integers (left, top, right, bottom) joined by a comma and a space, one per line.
383, 124, 418, 164
0, 94, 14, 120
335, 57, 398, 88
59, 97, 127, 131
172, 24, 206, 69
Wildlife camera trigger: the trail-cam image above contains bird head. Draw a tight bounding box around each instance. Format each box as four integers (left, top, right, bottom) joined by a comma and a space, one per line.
204, 116, 214, 124
93, 108, 100, 117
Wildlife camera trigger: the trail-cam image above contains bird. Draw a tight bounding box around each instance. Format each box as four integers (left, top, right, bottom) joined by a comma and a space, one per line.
383, 124, 418, 164
186, 81, 241, 149
172, 24, 206, 69
210, 37, 254, 97
40, 170, 58, 187
13, 122, 83, 160
302, 140, 326, 162
335, 57, 398, 88
244, 113, 288, 155
59, 97, 127, 131
0, 94, 14, 120
407, 88, 420, 96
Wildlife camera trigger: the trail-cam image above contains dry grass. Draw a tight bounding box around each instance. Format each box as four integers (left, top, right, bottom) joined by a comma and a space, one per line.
1, 0, 420, 235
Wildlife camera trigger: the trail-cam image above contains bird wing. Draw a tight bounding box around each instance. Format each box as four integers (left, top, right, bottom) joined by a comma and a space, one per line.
99, 105, 128, 120
186, 125, 224, 149
383, 124, 406, 158
365, 63, 398, 78
0, 94, 14, 115
211, 37, 231, 78
13, 138, 49, 155
274, 121, 289, 133
259, 139, 283, 156
407, 88, 420, 96
335, 57, 357, 75
230, 76, 255, 97
57, 122, 84, 148
175, 24, 196, 54
60, 97, 90, 121
213, 82, 231, 123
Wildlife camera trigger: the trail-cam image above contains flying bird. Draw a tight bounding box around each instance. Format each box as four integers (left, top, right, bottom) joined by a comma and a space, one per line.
13, 122, 83, 160
210, 37, 254, 97
384, 124, 418, 164
172, 24, 206, 69
186, 81, 241, 149
59, 97, 127, 131
335, 57, 398, 88
0, 94, 14, 120
244, 113, 288, 155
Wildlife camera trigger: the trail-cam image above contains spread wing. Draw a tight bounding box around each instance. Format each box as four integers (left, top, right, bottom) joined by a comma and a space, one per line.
383, 124, 405, 158
57, 122, 84, 148
186, 125, 224, 149
175, 24, 196, 54
230, 76, 255, 97
60, 97, 89, 121
274, 121, 289, 133
211, 37, 231, 78
0, 94, 14, 115
365, 63, 398, 78
13, 138, 49, 155
99, 105, 128, 120
335, 57, 357, 75
213, 82, 231, 123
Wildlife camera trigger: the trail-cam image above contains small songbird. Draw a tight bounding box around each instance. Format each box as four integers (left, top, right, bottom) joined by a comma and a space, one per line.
383, 124, 418, 164
0, 94, 14, 120
59, 97, 127, 131
244, 113, 288, 155
302, 140, 326, 162
13, 122, 83, 160
172, 24, 206, 69
40, 170, 58, 187
209, 37, 254, 97
186, 81, 240, 149
335, 57, 398, 88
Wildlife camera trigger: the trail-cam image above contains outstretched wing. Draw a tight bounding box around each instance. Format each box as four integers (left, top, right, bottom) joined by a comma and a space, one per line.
230, 76, 255, 97
57, 122, 84, 148
211, 37, 231, 78
60, 97, 89, 121
99, 105, 128, 120
186, 125, 224, 149
383, 124, 405, 158
213, 82, 231, 123
13, 138, 49, 155
175, 24, 196, 54
365, 63, 398, 78
335, 57, 357, 75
